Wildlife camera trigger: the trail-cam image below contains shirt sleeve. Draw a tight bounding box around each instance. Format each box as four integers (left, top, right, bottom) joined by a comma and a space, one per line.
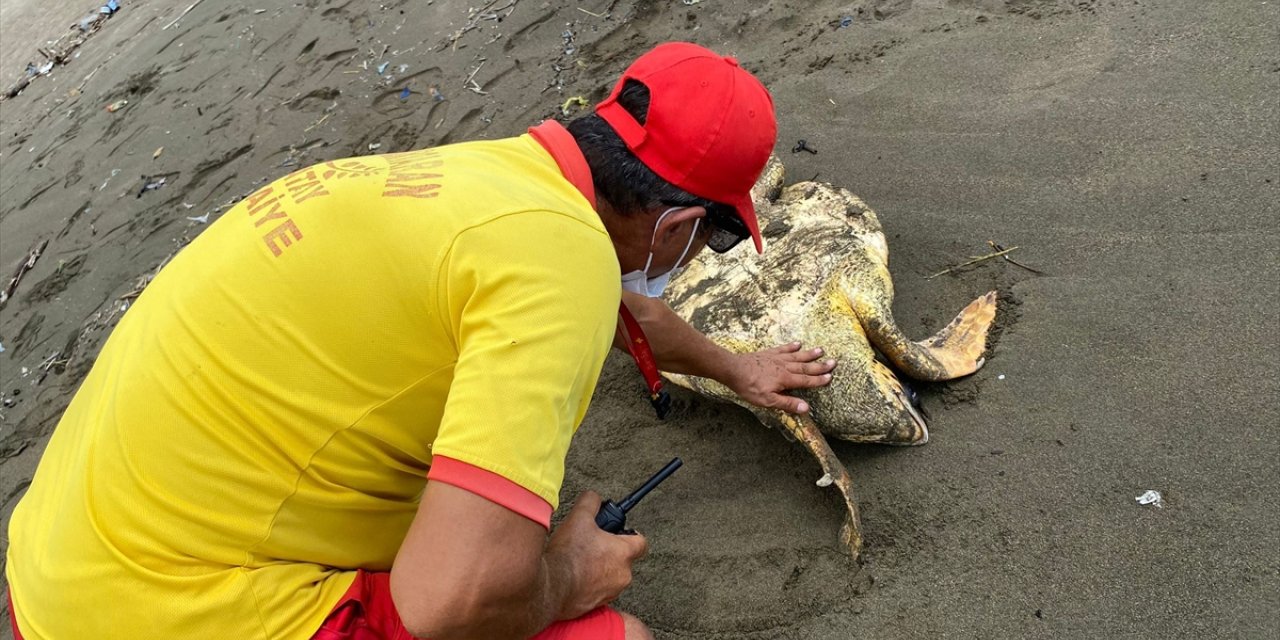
430, 210, 619, 518
427, 455, 555, 528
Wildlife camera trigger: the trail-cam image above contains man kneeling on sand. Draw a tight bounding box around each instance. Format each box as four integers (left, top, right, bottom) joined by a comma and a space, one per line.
6, 42, 835, 639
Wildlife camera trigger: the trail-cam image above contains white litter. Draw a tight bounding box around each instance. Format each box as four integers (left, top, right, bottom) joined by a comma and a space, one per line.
997, 374, 1006, 380
0, 341, 5, 353
186, 213, 210, 224
1136, 490, 1163, 508
816, 472, 834, 487
99, 168, 121, 191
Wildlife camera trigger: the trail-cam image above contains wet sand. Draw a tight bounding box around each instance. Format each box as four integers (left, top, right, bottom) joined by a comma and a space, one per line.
2, 1, 1278, 638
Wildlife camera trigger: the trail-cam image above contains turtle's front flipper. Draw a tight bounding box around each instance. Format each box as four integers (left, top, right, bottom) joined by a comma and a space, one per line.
750, 155, 786, 203
849, 285, 998, 381
755, 408, 863, 558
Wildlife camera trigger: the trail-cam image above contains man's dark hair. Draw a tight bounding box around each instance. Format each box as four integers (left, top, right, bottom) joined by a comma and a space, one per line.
567, 80, 724, 217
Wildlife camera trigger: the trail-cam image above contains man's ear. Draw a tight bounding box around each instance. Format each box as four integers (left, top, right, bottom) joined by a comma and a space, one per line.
655, 206, 706, 242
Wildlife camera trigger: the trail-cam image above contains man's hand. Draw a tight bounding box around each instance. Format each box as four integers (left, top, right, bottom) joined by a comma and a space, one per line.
724, 342, 836, 414
546, 491, 649, 620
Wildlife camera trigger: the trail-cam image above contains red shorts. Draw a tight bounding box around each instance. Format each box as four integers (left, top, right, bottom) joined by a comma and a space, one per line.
312, 570, 624, 640
7, 574, 623, 640
8, 591, 21, 640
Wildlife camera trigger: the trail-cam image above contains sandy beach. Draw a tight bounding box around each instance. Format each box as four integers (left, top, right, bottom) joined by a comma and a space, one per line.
2, 0, 1277, 638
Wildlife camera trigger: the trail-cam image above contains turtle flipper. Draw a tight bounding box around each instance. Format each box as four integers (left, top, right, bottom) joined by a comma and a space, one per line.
850, 289, 998, 381
754, 408, 863, 558
917, 291, 999, 372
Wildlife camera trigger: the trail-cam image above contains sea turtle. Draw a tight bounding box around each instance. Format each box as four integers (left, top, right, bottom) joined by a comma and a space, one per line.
662, 157, 998, 559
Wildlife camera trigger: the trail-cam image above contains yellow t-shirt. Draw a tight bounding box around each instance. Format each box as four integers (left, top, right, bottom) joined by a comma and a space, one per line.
7, 130, 619, 639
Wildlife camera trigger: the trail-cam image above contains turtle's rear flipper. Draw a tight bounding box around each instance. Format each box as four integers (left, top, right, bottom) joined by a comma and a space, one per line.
852, 290, 998, 381
917, 291, 999, 371
757, 409, 863, 559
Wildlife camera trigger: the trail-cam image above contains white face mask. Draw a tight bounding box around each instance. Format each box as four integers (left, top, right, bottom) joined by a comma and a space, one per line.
621, 207, 700, 298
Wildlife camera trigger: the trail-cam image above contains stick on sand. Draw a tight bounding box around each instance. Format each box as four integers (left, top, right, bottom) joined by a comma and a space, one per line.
988, 240, 1046, 275
925, 246, 1019, 279
164, 0, 207, 30
1, 239, 49, 306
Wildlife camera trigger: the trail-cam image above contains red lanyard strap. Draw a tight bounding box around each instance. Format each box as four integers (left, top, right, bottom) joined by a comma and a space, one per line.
619, 303, 671, 419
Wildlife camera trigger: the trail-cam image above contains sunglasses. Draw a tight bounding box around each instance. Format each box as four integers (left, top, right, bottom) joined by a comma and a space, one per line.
663, 202, 751, 253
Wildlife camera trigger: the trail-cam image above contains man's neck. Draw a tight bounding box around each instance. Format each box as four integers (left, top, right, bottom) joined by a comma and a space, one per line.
597, 199, 652, 274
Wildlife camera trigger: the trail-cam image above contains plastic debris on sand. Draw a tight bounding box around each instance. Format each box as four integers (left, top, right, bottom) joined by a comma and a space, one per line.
561, 95, 588, 117
1135, 490, 1163, 508
137, 175, 168, 198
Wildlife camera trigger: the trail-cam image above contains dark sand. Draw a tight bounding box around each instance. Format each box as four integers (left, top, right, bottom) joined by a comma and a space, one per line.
2, 1, 1277, 638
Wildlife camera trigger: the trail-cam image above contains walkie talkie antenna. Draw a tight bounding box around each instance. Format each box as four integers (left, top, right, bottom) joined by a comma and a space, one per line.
619, 458, 682, 513
595, 457, 683, 534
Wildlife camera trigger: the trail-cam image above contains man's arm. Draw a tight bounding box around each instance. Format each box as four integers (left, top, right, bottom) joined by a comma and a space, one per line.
617, 292, 836, 414
390, 483, 646, 640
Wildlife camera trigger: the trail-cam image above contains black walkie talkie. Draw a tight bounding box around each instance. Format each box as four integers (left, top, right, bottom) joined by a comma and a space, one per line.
595, 458, 682, 534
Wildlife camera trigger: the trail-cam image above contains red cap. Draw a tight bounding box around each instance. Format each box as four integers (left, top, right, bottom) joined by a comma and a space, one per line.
595, 42, 776, 253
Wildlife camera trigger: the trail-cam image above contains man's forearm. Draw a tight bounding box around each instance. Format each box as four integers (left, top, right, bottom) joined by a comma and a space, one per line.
619, 293, 741, 385
454, 550, 572, 639
410, 550, 570, 640
392, 482, 575, 640
532, 546, 577, 629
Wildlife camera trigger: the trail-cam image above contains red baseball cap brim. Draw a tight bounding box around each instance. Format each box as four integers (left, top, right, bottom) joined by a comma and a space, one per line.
729, 192, 764, 253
